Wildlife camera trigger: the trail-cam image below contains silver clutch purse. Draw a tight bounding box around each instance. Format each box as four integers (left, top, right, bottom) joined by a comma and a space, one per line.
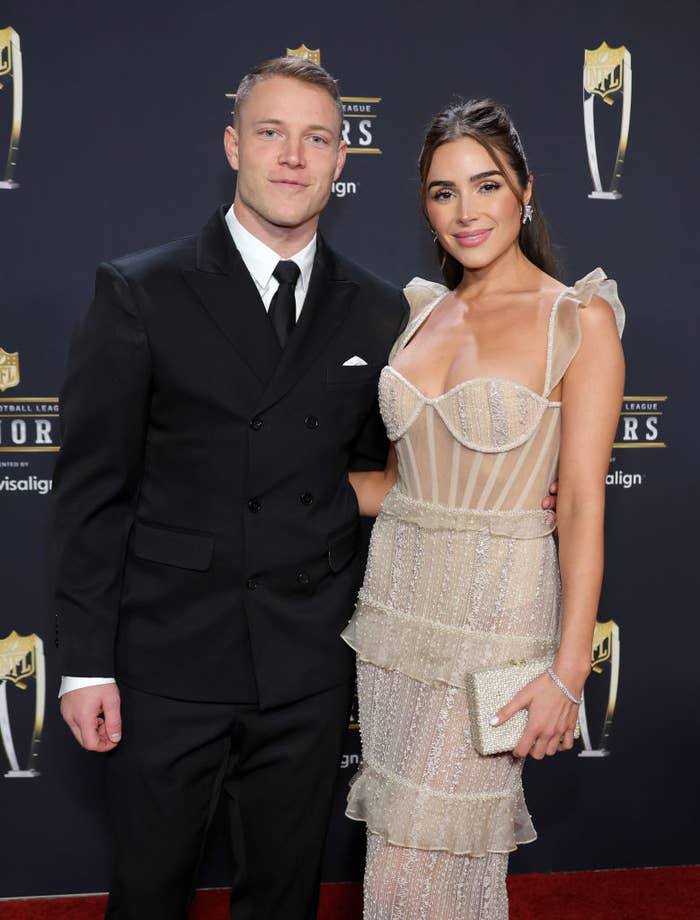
465, 658, 580, 756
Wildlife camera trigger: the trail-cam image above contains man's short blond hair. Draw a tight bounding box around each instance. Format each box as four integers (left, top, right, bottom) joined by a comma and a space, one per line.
233, 56, 343, 128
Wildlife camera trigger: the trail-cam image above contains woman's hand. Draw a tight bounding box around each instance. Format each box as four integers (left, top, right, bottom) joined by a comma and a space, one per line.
492, 666, 585, 759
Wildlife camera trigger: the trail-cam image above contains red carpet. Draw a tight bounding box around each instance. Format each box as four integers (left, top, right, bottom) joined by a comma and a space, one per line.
1, 868, 698, 919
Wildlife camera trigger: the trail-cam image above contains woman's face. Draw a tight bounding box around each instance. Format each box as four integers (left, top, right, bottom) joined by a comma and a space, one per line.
424, 136, 530, 273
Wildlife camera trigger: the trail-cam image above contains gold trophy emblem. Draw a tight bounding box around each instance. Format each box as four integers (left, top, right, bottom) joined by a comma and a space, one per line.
583, 42, 632, 199
286, 44, 321, 65
578, 619, 620, 757
0, 347, 20, 391
0, 27, 22, 189
0, 631, 45, 777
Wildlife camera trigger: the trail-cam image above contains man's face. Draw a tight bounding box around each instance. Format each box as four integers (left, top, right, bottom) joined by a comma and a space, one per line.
225, 76, 347, 241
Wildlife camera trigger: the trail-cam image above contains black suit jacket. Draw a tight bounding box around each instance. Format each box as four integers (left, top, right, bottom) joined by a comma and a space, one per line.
51, 207, 408, 707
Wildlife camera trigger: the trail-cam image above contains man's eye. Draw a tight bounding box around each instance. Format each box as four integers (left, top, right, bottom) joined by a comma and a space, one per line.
309, 135, 328, 145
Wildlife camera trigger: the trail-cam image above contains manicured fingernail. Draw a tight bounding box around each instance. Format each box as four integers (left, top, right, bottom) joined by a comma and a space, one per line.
489, 716, 500, 726
109, 733, 121, 742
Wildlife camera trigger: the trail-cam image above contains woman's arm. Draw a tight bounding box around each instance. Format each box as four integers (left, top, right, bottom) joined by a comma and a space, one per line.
496, 294, 624, 758
349, 444, 398, 517
549, 295, 624, 701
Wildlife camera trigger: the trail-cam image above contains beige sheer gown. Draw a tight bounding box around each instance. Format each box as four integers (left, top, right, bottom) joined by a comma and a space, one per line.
342, 270, 624, 919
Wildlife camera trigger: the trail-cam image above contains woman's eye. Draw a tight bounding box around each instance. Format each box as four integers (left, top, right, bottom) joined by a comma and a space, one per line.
431, 189, 454, 201
479, 182, 501, 193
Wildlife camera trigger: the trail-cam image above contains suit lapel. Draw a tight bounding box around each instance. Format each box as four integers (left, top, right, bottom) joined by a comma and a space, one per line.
256, 236, 358, 413
182, 208, 281, 386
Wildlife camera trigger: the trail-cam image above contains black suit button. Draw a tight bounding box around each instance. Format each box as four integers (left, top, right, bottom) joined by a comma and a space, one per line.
296, 570, 311, 585
247, 498, 262, 513
250, 416, 263, 431
304, 415, 319, 429
299, 492, 314, 506
246, 577, 258, 591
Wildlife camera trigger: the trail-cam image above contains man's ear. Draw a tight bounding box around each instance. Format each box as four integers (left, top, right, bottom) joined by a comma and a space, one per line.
224, 125, 240, 171
333, 141, 348, 181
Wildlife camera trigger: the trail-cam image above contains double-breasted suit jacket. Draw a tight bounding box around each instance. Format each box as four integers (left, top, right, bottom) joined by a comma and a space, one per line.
51, 207, 409, 707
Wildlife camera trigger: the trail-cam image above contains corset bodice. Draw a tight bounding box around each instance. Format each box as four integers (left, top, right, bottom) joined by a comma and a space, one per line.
380, 269, 625, 516
380, 368, 561, 513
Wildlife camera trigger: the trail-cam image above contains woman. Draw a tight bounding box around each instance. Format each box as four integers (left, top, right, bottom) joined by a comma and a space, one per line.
342, 99, 625, 919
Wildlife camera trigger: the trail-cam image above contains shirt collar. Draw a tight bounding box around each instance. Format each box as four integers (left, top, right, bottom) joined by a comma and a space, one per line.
225, 204, 316, 293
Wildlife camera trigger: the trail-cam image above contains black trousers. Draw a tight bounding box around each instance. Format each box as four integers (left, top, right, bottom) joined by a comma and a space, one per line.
104, 680, 353, 920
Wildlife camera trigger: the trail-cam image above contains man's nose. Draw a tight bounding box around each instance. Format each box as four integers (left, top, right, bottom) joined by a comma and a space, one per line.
279, 136, 305, 168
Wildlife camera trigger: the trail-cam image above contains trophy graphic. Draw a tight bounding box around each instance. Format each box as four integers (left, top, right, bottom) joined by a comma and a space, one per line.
0, 27, 22, 189
348, 687, 359, 730
583, 42, 632, 199
0, 631, 45, 777
578, 619, 620, 757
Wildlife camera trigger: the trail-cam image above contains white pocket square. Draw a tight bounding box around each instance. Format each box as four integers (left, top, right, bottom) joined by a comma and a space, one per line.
342, 356, 368, 366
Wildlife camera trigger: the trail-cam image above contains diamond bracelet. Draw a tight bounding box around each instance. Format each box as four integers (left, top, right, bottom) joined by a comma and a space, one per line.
546, 667, 584, 706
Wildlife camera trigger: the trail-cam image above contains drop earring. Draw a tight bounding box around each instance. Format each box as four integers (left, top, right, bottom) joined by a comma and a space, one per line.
521, 203, 533, 225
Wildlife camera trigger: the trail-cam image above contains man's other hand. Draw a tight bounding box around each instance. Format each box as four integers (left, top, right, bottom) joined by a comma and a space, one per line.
60, 683, 122, 752
542, 479, 558, 511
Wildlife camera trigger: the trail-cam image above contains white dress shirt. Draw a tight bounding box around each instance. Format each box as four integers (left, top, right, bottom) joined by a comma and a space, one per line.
59, 207, 317, 698
224, 205, 316, 320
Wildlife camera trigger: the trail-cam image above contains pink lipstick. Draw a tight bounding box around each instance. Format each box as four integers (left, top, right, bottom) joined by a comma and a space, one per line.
453, 229, 492, 247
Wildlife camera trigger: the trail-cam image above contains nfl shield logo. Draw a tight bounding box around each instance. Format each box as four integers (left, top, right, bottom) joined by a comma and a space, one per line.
584, 41, 627, 103
0, 348, 19, 391
286, 44, 322, 66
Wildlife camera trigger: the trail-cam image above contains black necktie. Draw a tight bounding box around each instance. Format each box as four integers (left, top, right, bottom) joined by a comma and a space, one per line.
269, 260, 301, 349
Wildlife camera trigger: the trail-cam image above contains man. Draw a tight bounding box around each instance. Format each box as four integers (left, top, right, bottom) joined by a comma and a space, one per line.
52, 56, 408, 920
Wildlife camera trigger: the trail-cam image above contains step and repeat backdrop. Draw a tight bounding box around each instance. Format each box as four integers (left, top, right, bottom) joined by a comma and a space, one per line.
2, 0, 698, 899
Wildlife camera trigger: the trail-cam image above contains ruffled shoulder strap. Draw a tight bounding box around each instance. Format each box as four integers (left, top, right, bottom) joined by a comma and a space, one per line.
403, 276, 449, 321
544, 267, 625, 396
389, 277, 449, 362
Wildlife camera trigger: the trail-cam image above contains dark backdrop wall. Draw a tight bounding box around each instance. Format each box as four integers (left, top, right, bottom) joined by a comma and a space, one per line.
1, 0, 698, 898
